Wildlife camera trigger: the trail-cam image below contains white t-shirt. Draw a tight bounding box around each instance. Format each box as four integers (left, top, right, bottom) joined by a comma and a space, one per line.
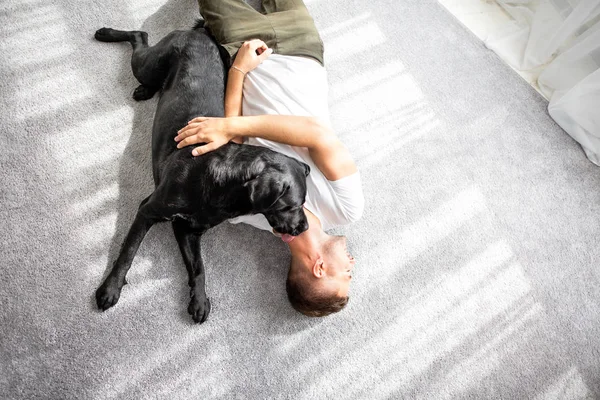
229, 54, 364, 232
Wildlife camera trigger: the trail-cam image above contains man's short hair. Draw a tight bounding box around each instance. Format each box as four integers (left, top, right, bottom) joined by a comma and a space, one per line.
285, 268, 348, 317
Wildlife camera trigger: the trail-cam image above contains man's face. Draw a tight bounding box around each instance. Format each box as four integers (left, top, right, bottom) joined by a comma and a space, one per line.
322, 236, 355, 297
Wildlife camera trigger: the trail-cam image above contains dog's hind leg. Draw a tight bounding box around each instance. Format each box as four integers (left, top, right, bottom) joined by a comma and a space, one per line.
95, 27, 177, 101
94, 27, 146, 44
172, 219, 211, 324
95, 196, 159, 311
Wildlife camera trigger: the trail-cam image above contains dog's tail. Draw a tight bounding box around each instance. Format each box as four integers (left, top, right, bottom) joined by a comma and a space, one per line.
193, 19, 205, 31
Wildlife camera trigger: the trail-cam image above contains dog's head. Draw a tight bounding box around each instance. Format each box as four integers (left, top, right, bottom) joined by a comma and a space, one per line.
245, 160, 311, 237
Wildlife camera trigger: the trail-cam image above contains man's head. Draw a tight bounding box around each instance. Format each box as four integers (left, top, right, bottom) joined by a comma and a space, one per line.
286, 235, 355, 317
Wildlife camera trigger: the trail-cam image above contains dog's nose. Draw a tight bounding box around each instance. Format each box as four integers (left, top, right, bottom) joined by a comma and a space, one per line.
294, 221, 309, 235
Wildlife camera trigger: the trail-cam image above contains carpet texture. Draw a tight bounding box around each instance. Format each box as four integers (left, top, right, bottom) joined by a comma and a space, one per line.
1, 0, 600, 398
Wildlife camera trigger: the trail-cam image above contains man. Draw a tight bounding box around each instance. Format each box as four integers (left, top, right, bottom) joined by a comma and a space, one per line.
175, 0, 364, 316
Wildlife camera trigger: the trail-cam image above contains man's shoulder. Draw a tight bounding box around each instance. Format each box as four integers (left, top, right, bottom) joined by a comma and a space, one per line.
303, 171, 364, 230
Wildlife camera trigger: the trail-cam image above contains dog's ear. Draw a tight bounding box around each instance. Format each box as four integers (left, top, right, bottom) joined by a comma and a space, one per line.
302, 162, 310, 177
294, 159, 310, 177
245, 174, 289, 211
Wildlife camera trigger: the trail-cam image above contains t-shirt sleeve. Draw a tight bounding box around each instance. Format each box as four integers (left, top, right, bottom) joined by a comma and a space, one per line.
328, 172, 365, 224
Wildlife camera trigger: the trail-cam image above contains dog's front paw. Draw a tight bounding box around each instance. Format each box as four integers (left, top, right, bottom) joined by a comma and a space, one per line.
188, 294, 211, 324
96, 277, 124, 311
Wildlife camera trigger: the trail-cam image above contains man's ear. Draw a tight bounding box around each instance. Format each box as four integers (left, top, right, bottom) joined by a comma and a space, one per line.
312, 257, 325, 278
245, 174, 289, 211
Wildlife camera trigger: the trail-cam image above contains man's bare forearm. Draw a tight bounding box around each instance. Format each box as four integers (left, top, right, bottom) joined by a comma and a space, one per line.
225, 115, 356, 180
225, 68, 245, 118
226, 115, 333, 149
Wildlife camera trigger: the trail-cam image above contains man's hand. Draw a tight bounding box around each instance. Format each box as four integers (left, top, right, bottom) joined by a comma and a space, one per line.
175, 117, 233, 156
231, 39, 273, 75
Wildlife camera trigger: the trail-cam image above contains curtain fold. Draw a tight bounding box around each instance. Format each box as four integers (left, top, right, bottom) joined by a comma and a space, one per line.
485, 0, 600, 166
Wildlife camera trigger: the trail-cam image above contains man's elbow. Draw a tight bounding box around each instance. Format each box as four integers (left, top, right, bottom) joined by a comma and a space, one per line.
340, 191, 365, 225
311, 117, 335, 145
346, 198, 365, 224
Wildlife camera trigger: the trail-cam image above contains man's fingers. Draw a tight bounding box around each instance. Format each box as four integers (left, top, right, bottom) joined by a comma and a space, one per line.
177, 134, 200, 148
245, 39, 269, 55
191, 142, 219, 157
247, 38, 271, 60
176, 123, 202, 141
188, 116, 208, 124
257, 41, 268, 51
246, 39, 266, 48
175, 129, 192, 142
258, 47, 273, 61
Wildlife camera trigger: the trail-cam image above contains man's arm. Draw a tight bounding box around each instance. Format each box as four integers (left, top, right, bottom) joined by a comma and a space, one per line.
175, 40, 357, 180
225, 67, 245, 118
224, 39, 273, 118
228, 115, 357, 181
224, 39, 270, 144
224, 67, 245, 143
176, 115, 357, 181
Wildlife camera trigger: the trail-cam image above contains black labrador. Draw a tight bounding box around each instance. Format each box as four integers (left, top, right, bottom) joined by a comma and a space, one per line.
94, 24, 309, 323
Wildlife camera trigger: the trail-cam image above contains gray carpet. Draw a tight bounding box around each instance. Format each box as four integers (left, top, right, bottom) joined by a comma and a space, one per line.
2, 0, 600, 398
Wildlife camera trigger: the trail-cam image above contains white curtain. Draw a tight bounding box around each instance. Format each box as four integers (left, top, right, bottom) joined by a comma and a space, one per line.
485, 0, 600, 166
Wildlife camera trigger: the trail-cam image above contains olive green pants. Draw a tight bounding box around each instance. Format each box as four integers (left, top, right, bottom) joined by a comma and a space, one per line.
198, 0, 324, 66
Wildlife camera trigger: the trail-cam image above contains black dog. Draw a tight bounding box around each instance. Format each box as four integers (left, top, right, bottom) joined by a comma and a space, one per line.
94, 25, 310, 323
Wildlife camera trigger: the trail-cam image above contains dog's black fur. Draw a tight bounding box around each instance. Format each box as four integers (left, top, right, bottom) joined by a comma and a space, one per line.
94, 25, 309, 323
